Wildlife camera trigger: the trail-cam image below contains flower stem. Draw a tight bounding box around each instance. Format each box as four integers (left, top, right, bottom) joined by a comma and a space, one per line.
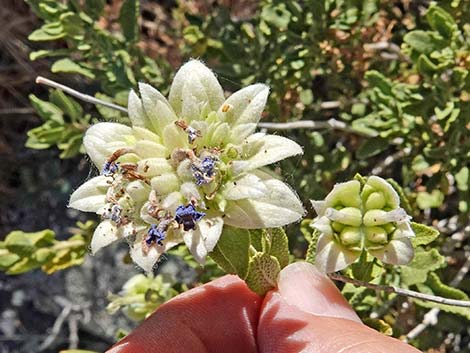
35, 76, 129, 114
328, 273, 470, 308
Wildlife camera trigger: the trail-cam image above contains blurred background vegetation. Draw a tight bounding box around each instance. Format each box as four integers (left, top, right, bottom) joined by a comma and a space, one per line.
0, 0, 469, 352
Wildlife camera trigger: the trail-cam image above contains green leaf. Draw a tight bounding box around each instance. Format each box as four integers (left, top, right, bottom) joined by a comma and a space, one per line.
245, 253, 280, 296
5, 230, 55, 256
119, 0, 140, 43
401, 248, 445, 286
414, 273, 470, 319
28, 22, 65, 41
84, 0, 105, 19
209, 226, 250, 279
417, 55, 439, 75
356, 137, 389, 159
26, 122, 65, 148
299, 89, 313, 105
426, 272, 468, 300
0, 250, 20, 269
58, 133, 84, 159
350, 252, 383, 282
403, 31, 434, 54
30, 49, 71, 61
455, 167, 469, 191
426, 6, 456, 38
6, 258, 42, 275
29, 94, 64, 123
387, 179, 412, 213
411, 155, 430, 173
365, 71, 392, 95
261, 4, 291, 30
305, 229, 321, 264
51, 58, 95, 79
416, 190, 444, 209
34, 248, 54, 263
60, 12, 84, 40
50, 90, 84, 121
262, 228, 289, 269
411, 222, 440, 246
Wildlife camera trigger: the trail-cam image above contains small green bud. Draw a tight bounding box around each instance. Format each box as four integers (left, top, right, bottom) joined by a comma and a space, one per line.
382, 223, 395, 234
331, 221, 345, 233
326, 207, 362, 227
226, 146, 239, 159
365, 192, 386, 210
365, 226, 388, 245
339, 226, 362, 247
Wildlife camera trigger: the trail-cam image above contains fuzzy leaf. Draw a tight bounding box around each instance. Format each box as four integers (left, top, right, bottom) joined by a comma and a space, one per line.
29, 94, 64, 123
262, 228, 289, 269
119, 0, 139, 43
245, 253, 280, 296
416, 190, 444, 209
356, 137, 388, 159
414, 273, 470, 319
0, 250, 20, 269
404, 30, 434, 54
209, 226, 250, 279
51, 58, 95, 79
401, 248, 445, 286
387, 178, 412, 213
305, 228, 321, 264
5, 230, 55, 256
411, 222, 440, 246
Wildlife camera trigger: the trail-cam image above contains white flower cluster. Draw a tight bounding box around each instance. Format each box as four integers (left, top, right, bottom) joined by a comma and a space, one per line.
69, 60, 304, 272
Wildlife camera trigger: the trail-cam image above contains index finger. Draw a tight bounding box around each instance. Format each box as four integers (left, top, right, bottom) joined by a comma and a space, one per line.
106, 275, 261, 353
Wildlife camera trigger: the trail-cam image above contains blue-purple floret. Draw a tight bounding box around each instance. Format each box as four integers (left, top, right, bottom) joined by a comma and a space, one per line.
146, 224, 166, 246
186, 127, 199, 144
102, 161, 119, 176
174, 204, 206, 231
192, 157, 216, 186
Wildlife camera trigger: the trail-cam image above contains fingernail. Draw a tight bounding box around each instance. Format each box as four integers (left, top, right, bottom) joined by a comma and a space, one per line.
277, 262, 361, 322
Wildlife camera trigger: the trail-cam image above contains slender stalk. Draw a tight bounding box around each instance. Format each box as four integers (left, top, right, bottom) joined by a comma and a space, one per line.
258, 118, 375, 137
35, 76, 129, 114
328, 273, 470, 308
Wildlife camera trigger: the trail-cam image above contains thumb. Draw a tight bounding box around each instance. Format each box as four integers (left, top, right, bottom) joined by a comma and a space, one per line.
258, 262, 420, 353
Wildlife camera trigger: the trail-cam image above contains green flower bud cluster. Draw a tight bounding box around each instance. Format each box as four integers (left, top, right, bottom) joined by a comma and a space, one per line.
311, 176, 415, 273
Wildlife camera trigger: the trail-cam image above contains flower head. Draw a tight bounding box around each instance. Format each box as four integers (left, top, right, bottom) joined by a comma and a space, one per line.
69, 60, 304, 272
311, 176, 415, 273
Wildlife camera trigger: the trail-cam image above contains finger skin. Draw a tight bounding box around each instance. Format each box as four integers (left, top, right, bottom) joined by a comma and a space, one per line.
258, 263, 421, 353
258, 292, 420, 353
107, 275, 261, 353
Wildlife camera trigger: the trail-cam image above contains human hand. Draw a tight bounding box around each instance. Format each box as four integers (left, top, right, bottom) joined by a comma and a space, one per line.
107, 262, 420, 353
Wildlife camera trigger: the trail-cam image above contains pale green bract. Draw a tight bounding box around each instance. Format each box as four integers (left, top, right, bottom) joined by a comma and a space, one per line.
311, 176, 415, 273
69, 60, 304, 273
